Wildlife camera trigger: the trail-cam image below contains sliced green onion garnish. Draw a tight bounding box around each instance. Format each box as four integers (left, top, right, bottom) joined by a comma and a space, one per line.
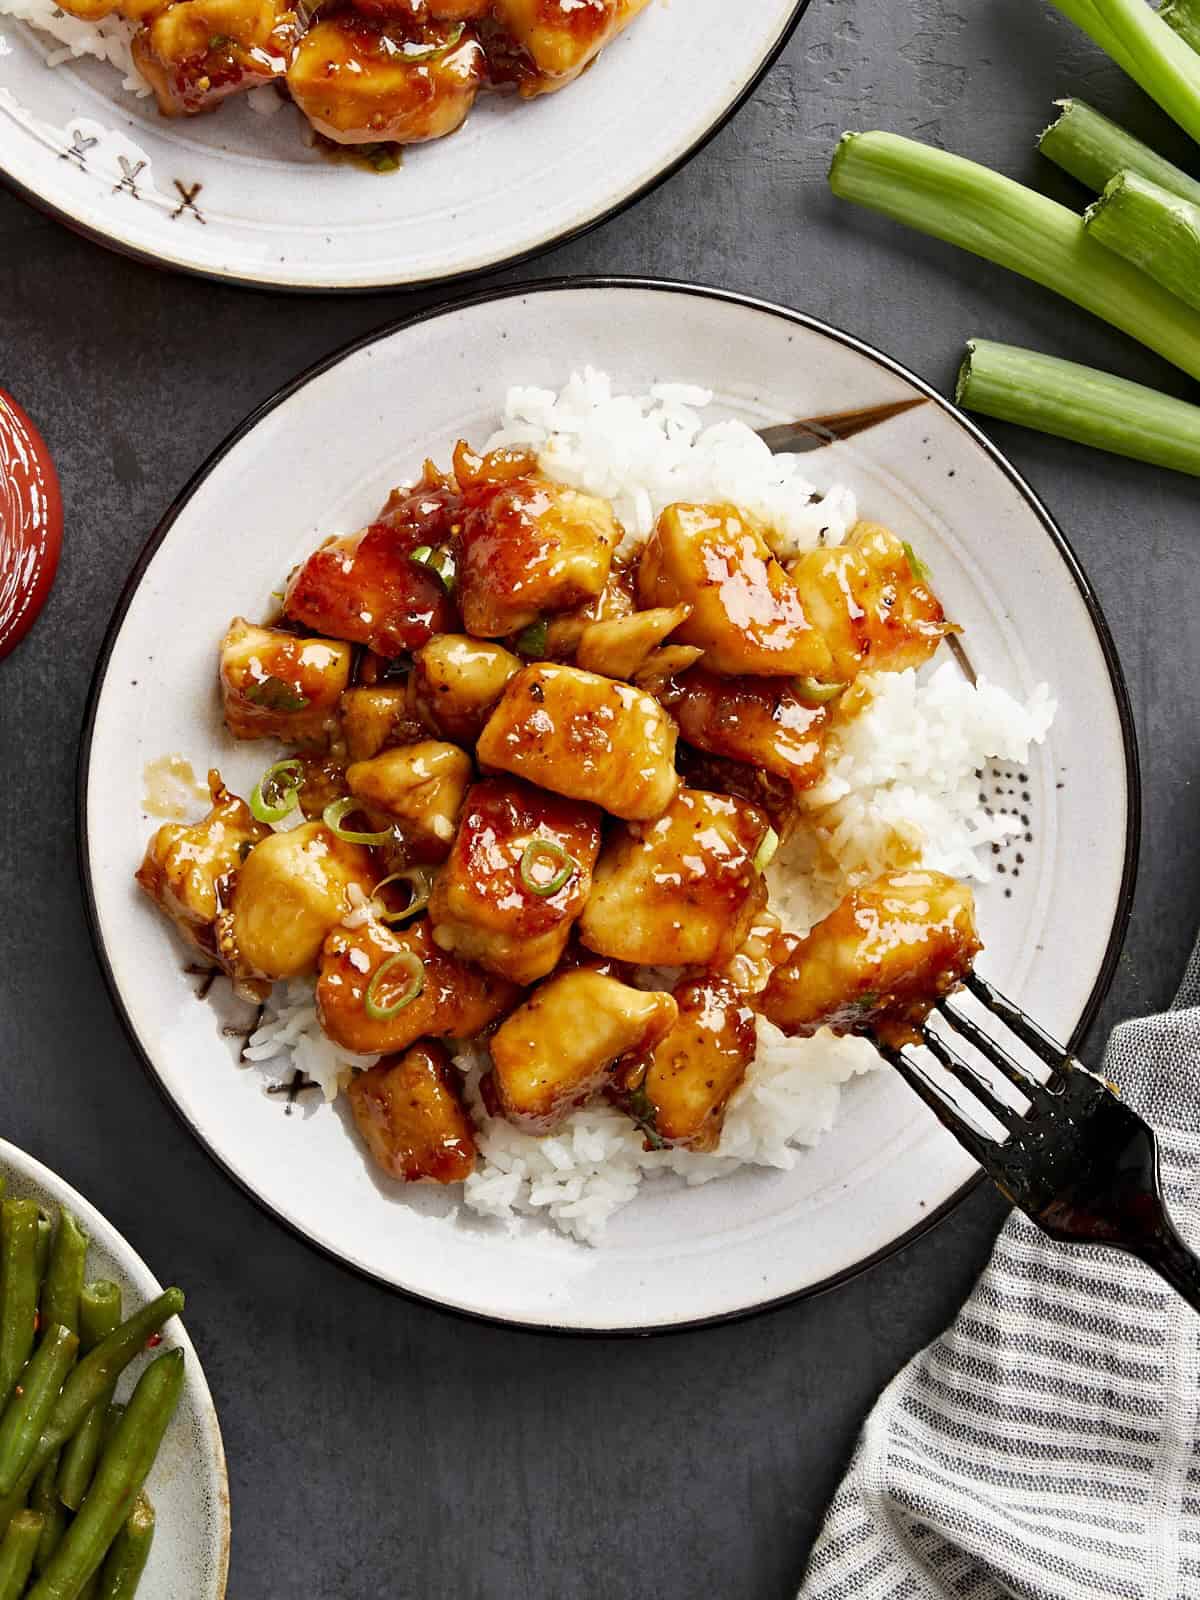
410, 544, 457, 593
752, 827, 780, 874
250, 758, 304, 825
399, 20, 464, 60
246, 675, 309, 713
794, 676, 846, 706
519, 838, 577, 897
902, 541, 932, 586
323, 798, 394, 847
363, 952, 424, 1021
515, 619, 548, 658
374, 867, 434, 924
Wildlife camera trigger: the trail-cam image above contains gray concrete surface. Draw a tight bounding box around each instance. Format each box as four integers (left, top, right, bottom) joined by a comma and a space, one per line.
2, 1, 1199, 1594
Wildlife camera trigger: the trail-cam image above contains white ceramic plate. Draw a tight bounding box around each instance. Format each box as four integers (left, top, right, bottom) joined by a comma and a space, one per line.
80, 281, 1138, 1332
0, 1, 807, 290
0, 1139, 229, 1593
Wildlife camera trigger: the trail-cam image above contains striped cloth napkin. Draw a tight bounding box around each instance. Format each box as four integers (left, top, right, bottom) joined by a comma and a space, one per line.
800, 940, 1200, 1600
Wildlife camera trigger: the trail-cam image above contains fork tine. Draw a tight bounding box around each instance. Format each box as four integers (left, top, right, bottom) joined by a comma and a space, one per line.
875, 1042, 998, 1164
936, 1000, 1044, 1098
919, 1027, 1024, 1129
963, 971, 1070, 1071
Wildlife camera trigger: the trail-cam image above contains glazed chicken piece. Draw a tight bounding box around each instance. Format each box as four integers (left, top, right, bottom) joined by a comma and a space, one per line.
429, 778, 602, 985
674, 747, 805, 845
345, 740, 472, 861
787, 522, 948, 683
294, 753, 349, 820
348, 1043, 477, 1185
637, 503, 834, 679
409, 635, 521, 744
135, 769, 268, 970
612, 978, 758, 1152
224, 822, 375, 983
493, 0, 650, 93
574, 604, 690, 680
220, 618, 351, 747
759, 871, 981, 1043
476, 663, 678, 821
288, 13, 485, 145
55, 0, 153, 23
542, 560, 637, 659
667, 667, 829, 790
319, 916, 519, 1056
488, 969, 677, 1132
132, 0, 299, 116
339, 686, 426, 764
579, 788, 771, 969
284, 517, 456, 659
453, 446, 620, 638
350, 0, 488, 19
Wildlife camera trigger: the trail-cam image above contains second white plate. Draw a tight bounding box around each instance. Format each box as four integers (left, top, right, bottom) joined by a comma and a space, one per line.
0, 2, 808, 289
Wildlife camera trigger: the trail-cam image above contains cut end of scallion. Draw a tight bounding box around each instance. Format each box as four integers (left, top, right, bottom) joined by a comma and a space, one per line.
753, 828, 780, 875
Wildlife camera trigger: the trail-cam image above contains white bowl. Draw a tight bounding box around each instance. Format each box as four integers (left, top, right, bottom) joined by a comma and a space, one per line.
0, 1139, 229, 1594
0, 1, 808, 290
79, 280, 1138, 1332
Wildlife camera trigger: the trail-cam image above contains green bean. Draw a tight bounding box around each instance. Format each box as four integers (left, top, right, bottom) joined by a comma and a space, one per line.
58, 1290, 123, 1515
0, 1290, 184, 1499
95, 1496, 154, 1600
0, 1509, 44, 1600
35, 1215, 53, 1291
0, 1458, 38, 1542
27, 1351, 184, 1600
0, 1201, 43, 1411
32, 1456, 65, 1575
0, 1325, 79, 1497
77, 1290, 121, 1357
41, 1216, 89, 1340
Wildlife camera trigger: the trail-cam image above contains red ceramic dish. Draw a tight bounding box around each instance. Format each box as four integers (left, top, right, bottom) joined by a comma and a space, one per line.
0, 389, 62, 659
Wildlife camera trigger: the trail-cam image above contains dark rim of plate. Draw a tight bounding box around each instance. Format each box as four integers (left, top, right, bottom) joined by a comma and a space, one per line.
76, 277, 1142, 1339
0, 2, 812, 295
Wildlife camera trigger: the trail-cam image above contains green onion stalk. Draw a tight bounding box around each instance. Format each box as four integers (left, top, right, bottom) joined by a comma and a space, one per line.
1162, 0, 1200, 59
1049, 0, 1200, 144
827, 131, 1200, 383
1039, 99, 1200, 208
1084, 170, 1200, 312
1045, 0, 1136, 74
956, 340, 1200, 478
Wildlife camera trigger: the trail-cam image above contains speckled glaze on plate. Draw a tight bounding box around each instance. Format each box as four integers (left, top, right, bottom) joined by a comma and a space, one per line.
0, 1, 809, 291
0, 1138, 230, 1593
79, 280, 1138, 1333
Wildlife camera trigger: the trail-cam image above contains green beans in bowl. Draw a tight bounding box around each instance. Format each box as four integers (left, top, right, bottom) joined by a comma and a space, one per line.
0, 1143, 228, 1598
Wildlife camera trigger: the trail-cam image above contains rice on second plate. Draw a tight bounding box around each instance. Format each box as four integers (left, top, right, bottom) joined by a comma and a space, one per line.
242, 371, 1055, 1243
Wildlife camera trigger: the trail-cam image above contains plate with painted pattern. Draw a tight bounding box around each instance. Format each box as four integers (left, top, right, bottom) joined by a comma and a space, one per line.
79, 280, 1138, 1331
0, 2, 809, 290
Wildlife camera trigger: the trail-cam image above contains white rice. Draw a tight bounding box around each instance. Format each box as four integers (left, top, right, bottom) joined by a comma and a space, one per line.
486, 367, 858, 560
1, 0, 149, 96
242, 979, 377, 1104
237, 373, 1056, 1244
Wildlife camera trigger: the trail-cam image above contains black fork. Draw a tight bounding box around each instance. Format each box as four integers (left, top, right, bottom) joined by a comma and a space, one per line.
874, 972, 1200, 1313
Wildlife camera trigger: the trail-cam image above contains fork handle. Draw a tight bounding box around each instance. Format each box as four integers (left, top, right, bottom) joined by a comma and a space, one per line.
1136, 1217, 1200, 1315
